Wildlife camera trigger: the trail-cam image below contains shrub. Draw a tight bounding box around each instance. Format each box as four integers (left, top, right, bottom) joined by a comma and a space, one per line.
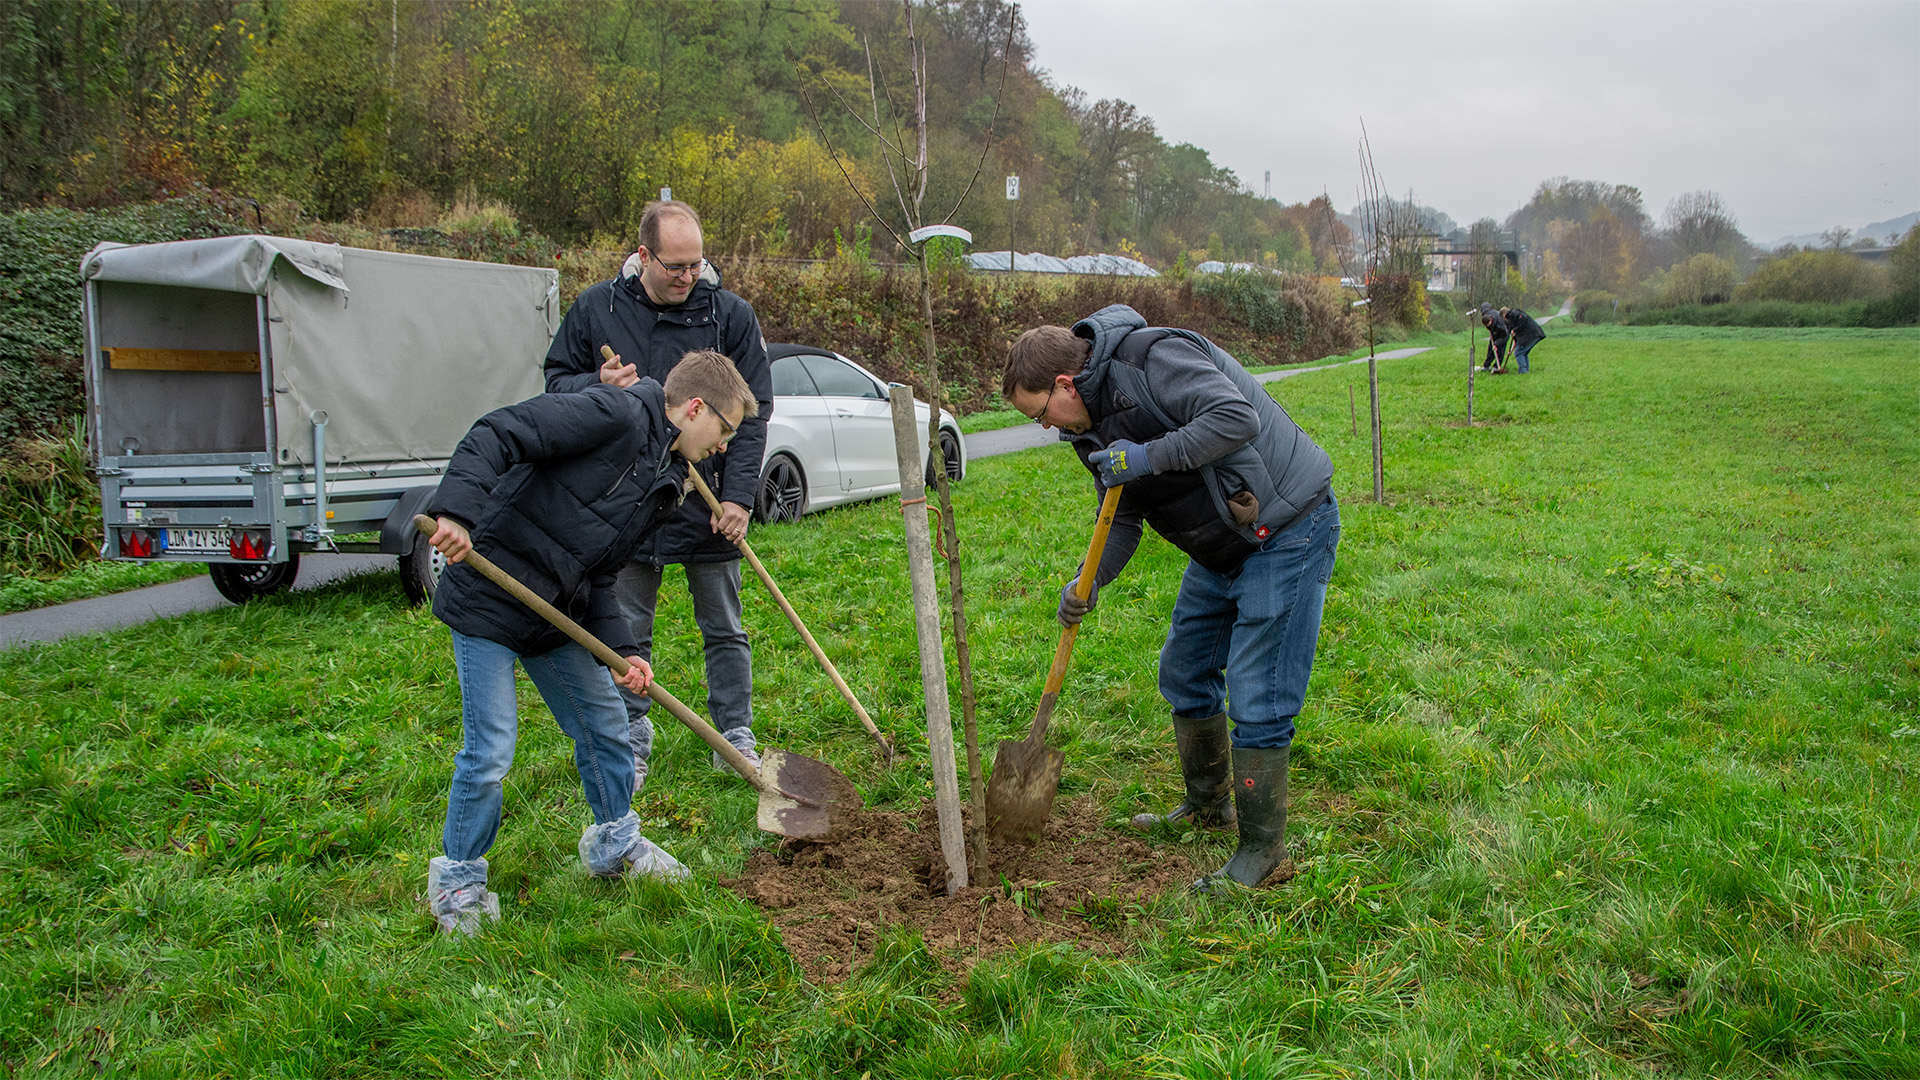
1574, 290, 1620, 323
1660, 253, 1738, 306
1736, 251, 1887, 305
729, 261, 1357, 410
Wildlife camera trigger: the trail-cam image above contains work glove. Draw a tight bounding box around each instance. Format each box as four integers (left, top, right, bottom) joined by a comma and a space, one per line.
1057, 575, 1099, 628
1089, 439, 1152, 487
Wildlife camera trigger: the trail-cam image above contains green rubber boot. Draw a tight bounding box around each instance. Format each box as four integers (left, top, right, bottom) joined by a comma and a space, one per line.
1129, 712, 1236, 831
1196, 745, 1290, 891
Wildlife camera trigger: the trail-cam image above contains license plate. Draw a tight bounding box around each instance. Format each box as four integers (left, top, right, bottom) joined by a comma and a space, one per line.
163, 527, 231, 554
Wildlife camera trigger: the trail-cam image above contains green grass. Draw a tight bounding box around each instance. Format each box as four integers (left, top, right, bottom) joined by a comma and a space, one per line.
0, 560, 204, 614
2, 324, 1916, 1076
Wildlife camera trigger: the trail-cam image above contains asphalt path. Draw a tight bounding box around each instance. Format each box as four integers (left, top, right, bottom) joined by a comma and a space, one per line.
2, 340, 1464, 651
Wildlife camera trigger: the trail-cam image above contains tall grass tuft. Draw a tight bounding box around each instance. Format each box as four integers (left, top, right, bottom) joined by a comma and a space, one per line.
0, 418, 98, 578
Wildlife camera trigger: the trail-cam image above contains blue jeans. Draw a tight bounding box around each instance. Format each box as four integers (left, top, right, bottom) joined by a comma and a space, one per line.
1514, 342, 1533, 373
614, 558, 756, 759
443, 631, 636, 862
1158, 493, 1340, 749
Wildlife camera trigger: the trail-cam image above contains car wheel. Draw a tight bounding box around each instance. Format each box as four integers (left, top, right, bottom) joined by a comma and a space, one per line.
756, 453, 806, 523
926, 427, 964, 485
209, 552, 301, 604
399, 538, 447, 606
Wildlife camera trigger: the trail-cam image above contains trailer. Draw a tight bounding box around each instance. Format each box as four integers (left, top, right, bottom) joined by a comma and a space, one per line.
80, 235, 557, 603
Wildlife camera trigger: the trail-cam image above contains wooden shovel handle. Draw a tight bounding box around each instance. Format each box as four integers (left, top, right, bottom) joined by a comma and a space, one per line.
682, 469, 891, 759
411, 515, 767, 790
1026, 484, 1124, 743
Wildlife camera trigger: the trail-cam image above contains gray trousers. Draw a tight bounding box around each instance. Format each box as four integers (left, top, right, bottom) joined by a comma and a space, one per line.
614, 558, 756, 760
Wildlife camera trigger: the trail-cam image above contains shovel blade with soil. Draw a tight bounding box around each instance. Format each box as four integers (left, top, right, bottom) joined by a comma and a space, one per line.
412, 515, 857, 841
986, 485, 1123, 844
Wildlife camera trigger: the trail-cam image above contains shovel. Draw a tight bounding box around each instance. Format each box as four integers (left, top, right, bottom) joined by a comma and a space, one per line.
412, 515, 858, 840
674, 434, 894, 765
985, 484, 1124, 843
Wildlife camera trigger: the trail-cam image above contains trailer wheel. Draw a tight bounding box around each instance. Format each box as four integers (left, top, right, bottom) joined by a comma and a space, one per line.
209, 553, 301, 604
400, 539, 447, 606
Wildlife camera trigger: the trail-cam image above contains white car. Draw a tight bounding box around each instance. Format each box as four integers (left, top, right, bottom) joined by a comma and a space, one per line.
756, 344, 966, 523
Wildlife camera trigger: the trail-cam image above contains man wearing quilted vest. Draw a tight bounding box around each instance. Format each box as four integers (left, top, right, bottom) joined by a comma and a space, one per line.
1002, 304, 1340, 890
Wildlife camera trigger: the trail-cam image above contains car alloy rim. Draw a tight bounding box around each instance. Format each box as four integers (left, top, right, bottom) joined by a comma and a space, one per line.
764, 458, 804, 522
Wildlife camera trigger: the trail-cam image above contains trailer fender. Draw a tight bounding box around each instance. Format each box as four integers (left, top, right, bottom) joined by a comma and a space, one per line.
380, 486, 441, 555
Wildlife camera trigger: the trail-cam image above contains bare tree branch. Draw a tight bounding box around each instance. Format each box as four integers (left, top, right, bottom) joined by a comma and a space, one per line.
942, 3, 1018, 224
793, 61, 911, 253
866, 36, 918, 234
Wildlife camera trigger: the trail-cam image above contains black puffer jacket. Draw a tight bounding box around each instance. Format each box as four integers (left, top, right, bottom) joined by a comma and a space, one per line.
544, 265, 772, 565
1504, 308, 1546, 350
428, 381, 688, 658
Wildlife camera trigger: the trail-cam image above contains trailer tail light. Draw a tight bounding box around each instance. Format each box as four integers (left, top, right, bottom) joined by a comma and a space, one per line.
120, 529, 158, 558
229, 530, 270, 561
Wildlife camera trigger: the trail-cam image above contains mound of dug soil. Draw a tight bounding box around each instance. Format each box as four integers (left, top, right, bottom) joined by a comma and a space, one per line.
727, 797, 1202, 982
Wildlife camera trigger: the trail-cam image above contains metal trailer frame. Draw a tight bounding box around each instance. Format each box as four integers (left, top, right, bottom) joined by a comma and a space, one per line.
80, 236, 556, 603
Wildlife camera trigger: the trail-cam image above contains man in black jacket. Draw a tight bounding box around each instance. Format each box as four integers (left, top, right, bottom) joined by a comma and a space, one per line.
543, 201, 774, 786
1003, 304, 1340, 890
422, 352, 756, 934
1499, 306, 1545, 373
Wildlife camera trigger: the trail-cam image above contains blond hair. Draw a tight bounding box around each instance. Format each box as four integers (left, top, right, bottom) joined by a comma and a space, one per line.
663, 350, 757, 419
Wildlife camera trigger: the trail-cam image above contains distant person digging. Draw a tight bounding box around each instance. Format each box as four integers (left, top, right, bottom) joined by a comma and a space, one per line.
1003, 304, 1339, 891
1478, 303, 1510, 374
1500, 306, 1545, 374
421, 351, 754, 935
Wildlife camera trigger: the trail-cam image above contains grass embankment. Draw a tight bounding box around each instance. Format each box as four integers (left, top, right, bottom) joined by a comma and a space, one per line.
1, 325, 1915, 1077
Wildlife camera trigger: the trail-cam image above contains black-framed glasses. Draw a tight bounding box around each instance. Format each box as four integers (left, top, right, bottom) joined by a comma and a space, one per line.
1023, 383, 1058, 424
708, 402, 737, 439
651, 255, 708, 279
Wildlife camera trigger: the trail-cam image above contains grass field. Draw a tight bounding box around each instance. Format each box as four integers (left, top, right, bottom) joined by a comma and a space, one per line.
1, 324, 1915, 1077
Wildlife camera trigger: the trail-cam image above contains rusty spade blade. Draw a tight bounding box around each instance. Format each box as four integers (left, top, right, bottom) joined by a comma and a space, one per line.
986, 485, 1124, 844
412, 515, 859, 840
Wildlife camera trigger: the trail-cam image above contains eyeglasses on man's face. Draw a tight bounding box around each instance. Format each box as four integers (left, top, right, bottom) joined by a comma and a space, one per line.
1022, 382, 1059, 424
651, 255, 708, 279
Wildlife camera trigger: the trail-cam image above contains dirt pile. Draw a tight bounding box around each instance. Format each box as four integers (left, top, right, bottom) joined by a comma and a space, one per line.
727, 797, 1202, 982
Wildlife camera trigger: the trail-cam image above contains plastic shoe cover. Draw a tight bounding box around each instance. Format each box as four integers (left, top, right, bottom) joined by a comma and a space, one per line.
632, 753, 649, 795
624, 836, 691, 881
579, 811, 644, 878
711, 741, 762, 774
428, 856, 501, 935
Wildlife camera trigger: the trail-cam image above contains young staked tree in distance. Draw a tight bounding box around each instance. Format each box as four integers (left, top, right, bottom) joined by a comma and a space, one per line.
1353, 121, 1423, 501
796, 0, 1019, 881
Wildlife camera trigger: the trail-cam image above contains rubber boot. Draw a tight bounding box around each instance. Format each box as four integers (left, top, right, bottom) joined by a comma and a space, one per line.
1196, 745, 1290, 891
1130, 713, 1236, 831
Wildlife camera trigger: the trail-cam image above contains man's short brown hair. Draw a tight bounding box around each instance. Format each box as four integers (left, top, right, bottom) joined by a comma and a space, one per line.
639, 200, 702, 252
663, 350, 757, 420
1002, 325, 1090, 397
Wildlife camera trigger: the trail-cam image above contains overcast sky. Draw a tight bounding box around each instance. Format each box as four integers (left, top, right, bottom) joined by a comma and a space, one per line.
1019, 0, 1920, 243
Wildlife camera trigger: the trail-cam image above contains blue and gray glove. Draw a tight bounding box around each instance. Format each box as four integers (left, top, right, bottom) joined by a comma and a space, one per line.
1088, 439, 1152, 487
1057, 575, 1099, 627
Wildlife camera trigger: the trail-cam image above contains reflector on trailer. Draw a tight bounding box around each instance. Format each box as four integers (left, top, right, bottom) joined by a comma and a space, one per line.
121, 529, 157, 558
229, 530, 270, 560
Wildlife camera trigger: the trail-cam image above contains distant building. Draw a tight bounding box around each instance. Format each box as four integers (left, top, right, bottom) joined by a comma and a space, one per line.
1424, 230, 1519, 292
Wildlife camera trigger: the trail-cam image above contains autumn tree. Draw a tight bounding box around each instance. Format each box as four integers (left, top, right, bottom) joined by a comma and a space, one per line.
1662, 190, 1747, 265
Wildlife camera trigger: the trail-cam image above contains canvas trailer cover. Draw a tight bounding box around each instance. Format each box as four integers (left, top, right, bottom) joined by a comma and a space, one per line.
80, 234, 556, 602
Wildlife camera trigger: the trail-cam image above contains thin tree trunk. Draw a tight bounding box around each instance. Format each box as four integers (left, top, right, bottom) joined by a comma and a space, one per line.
920, 256, 988, 880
